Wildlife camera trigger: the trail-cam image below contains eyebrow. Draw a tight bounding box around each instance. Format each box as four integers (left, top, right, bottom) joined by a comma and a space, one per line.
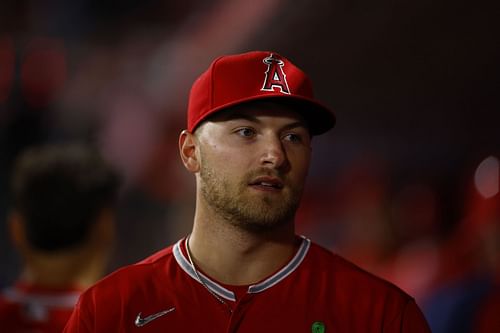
222, 113, 308, 131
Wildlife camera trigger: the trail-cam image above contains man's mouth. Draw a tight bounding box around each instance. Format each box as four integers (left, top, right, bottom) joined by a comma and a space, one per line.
249, 177, 284, 190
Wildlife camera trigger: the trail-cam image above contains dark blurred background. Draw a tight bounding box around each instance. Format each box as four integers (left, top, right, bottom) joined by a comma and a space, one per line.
1, 0, 499, 330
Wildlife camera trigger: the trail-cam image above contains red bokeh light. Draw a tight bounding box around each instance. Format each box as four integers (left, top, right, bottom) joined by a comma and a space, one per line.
0, 34, 15, 104
20, 37, 67, 108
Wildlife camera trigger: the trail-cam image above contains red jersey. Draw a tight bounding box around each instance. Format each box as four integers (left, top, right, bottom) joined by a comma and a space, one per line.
0, 282, 81, 333
64, 237, 430, 332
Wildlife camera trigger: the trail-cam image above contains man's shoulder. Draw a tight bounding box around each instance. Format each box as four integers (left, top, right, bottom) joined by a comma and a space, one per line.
306, 241, 412, 300
82, 243, 177, 300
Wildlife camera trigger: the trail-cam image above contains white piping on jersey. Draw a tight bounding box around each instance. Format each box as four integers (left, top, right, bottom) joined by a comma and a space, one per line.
173, 236, 311, 301
173, 242, 236, 302
248, 236, 310, 294
1, 287, 80, 308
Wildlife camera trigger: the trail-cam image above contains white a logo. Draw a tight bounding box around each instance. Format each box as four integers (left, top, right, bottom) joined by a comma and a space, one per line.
261, 54, 290, 94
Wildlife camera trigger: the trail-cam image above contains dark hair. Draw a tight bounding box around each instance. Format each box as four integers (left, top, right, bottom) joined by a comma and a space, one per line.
11, 143, 121, 252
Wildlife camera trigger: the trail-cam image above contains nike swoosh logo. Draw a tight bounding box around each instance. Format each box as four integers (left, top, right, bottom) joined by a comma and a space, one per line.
135, 307, 176, 327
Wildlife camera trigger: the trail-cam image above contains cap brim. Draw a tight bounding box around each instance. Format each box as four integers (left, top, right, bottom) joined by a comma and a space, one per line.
261, 95, 336, 136
196, 94, 335, 135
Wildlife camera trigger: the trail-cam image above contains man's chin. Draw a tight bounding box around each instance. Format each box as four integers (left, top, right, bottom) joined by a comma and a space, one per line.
227, 202, 297, 231
229, 216, 292, 233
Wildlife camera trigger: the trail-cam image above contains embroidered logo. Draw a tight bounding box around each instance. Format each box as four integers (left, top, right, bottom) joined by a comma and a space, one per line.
311, 321, 326, 333
134, 307, 176, 327
261, 54, 290, 95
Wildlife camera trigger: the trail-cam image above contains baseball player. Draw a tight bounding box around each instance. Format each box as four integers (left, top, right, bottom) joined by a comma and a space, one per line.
0, 144, 120, 333
63, 51, 431, 332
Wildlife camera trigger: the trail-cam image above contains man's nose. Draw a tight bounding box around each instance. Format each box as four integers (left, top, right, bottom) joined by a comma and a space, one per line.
259, 136, 288, 169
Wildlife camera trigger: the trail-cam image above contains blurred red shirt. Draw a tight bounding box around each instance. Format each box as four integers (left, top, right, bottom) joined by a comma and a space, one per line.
0, 282, 81, 333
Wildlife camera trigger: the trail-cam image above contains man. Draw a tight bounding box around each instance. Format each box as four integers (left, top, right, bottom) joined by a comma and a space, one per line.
64, 51, 431, 332
0, 143, 120, 333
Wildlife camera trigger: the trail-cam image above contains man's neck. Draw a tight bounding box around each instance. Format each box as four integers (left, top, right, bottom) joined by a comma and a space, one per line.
188, 211, 298, 286
21, 249, 108, 289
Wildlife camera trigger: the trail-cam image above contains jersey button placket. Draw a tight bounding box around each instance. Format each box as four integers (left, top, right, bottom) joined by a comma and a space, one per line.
225, 293, 253, 333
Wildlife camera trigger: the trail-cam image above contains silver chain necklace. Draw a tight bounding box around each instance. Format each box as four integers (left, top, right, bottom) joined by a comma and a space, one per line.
185, 236, 233, 314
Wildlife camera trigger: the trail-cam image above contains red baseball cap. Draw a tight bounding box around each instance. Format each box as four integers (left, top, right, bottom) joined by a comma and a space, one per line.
187, 51, 335, 135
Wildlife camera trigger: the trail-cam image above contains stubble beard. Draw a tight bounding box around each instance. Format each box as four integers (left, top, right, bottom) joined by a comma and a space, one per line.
199, 159, 303, 232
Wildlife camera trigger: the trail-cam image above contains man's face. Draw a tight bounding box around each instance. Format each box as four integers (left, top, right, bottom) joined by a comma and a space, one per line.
194, 101, 312, 231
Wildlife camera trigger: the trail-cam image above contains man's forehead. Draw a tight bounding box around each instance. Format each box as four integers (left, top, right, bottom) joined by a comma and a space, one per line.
208, 101, 309, 126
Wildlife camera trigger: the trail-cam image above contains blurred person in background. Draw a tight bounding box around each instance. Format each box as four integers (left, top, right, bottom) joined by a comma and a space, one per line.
64, 51, 430, 332
0, 143, 121, 333
422, 155, 500, 333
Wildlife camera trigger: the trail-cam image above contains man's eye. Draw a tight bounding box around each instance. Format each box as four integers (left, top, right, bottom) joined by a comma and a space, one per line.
283, 133, 302, 143
236, 128, 256, 137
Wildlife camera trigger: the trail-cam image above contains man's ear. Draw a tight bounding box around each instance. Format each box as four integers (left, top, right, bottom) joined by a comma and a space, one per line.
89, 208, 116, 252
179, 130, 200, 173
8, 211, 29, 253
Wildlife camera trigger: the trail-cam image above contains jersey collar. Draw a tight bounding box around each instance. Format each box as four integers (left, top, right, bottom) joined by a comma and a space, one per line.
173, 236, 311, 302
